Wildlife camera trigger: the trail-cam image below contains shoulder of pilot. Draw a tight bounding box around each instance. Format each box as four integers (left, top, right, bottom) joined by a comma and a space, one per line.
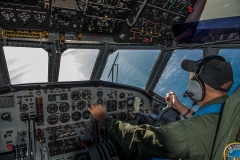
179, 114, 221, 129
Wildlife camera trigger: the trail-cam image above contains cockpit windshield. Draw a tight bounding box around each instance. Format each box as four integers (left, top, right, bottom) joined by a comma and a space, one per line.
101, 50, 160, 89
59, 49, 99, 81
3, 47, 48, 84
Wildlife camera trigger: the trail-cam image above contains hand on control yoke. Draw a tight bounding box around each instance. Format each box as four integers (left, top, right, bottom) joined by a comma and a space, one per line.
87, 104, 108, 123
166, 92, 187, 114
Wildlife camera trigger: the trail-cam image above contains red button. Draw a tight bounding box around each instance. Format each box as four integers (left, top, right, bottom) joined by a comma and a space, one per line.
166, 97, 170, 101
7, 144, 12, 150
187, 5, 194, 13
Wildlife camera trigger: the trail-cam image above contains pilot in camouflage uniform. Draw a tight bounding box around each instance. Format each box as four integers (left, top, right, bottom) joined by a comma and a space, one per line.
88, 55, 236, 160
211, 86, 240, 160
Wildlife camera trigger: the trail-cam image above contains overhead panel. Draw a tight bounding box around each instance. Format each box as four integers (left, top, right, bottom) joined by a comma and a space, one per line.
113, 0, 198, 45
0, 0, 201, 45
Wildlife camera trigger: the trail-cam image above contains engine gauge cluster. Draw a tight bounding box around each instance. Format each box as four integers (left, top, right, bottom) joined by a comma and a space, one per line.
14, 84, 151, 130
72, 111, 81, 121
77, 101, 86, 110
47, 104, 58, 114
60, 113, 70, 123
106, 100, 117, 112
59, 102, 70, 112
82, 90, 91, 99
47, 115, 58, 125
82, 110, 91, 119
71, 90, 81, 100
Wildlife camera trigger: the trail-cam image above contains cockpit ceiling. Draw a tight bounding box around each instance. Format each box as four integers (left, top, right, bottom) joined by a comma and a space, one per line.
200, 0, 240, 20
0, 0, 239, 46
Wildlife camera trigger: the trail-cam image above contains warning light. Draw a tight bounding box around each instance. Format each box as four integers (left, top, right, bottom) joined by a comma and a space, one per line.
150, 31, 153, 35
141, 29, 145, 33
104, 15, 108, 19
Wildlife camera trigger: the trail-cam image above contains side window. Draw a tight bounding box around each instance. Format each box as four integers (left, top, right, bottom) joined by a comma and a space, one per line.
3, 47, 48, 84
154, 49, 203, 106
101, 50, 160, 89
58, 49, 99, 81
219, 49, 240, 95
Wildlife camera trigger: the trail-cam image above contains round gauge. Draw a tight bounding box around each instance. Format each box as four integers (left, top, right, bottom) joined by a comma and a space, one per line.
59, 102, 70, 112
1, 112, 11, 121
47, 104, 58, 114
97, 99, 103, 105
119, 112, 127, 121
36, 91, 41, 95
119, 92, 125, 99
82, 90, 91, 99
118, 101, 126, 110
97, 91, 103, 98
71, 111, 81, 121
20, 113, 29, 119
71, 90, 81, 100
106, 100, 117, 112
82, 110, 91, 119
77, 101, 86, 110
127, 98, 134, 106
60, 113, 70, 123
47, 115, 58, 125
20, 104, 29, 111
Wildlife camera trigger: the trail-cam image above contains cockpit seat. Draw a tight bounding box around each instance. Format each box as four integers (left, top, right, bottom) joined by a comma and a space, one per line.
211, 87, 240, 160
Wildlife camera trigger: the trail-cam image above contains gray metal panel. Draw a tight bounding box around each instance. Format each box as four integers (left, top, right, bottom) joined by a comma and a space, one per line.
48, 42, 63, 82
91, 43, 110, 80
0, 46, 11, 86
202, 47, 220, 57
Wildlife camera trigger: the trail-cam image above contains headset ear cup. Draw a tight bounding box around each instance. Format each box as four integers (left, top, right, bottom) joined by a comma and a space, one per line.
187, 76, 205, 102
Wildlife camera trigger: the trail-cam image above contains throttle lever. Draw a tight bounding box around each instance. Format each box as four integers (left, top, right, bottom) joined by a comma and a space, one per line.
132, 97, 141, 113
165, 93, 173, 107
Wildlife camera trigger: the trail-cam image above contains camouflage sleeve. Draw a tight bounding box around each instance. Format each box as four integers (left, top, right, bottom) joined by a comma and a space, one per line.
103, 117, 188, 158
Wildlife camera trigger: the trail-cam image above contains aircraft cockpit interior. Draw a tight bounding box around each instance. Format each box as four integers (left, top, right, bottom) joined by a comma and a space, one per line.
0, 0, 239, 159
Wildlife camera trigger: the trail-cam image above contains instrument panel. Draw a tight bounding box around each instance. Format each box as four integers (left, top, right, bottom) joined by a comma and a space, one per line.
0, 81, 156, 160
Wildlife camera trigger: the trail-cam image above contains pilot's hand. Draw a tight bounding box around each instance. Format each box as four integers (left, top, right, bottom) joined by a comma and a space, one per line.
87, 104, 108, 123
166, 92, 183, 111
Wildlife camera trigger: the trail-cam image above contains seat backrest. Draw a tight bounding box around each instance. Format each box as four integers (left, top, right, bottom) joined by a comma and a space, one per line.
211, 87, 240, 160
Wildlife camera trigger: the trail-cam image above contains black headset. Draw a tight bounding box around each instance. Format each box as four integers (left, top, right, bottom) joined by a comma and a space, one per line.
183, 55, 226, 102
